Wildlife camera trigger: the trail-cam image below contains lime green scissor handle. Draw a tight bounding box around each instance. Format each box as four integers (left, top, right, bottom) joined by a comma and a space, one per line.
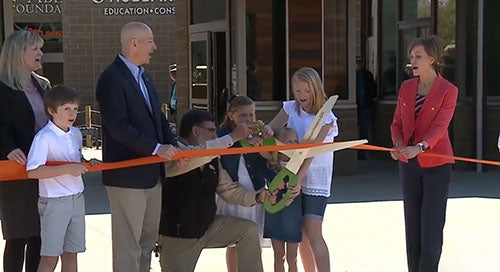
240, 137, 276, 147
239, 137, 296, 214
264, 168, 297, 214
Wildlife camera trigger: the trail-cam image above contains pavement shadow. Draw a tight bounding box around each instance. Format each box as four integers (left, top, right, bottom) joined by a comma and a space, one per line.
82, 158, 500, 214
330, 159, 500, 204
83, 172, 110, 215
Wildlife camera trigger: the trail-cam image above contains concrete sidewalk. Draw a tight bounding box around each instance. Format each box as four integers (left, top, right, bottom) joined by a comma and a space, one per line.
2, 149, 500, 271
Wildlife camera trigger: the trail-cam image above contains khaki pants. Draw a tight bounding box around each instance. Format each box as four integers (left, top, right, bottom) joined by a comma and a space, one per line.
158, 215, 263, 272
106, 182, 162, 272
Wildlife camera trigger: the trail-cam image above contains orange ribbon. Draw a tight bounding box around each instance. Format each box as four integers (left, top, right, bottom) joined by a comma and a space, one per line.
351, 144, 500, 166
0, 142, 328, 182
2, 143, 499, 182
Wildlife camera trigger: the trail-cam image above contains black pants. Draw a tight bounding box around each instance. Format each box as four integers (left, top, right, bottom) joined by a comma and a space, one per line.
399, 160, 452, 272
357, 107, 371, 159
3, 236, 40, 272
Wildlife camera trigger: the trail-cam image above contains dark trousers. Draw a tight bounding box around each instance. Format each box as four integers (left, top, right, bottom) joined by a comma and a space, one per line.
399, 160, 452, 272
3, 236, 40, 272
357, 107, 371, 159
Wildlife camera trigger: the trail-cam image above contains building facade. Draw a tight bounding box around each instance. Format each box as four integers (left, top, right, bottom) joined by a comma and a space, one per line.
0, 0, 177, 121
1, 0, 499, 174
175, 0, 499, 173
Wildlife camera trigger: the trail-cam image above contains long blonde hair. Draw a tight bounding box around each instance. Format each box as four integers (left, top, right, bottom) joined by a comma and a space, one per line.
0, 31, 47, 91
292, 67, 327, 115
220, 96, 255, 129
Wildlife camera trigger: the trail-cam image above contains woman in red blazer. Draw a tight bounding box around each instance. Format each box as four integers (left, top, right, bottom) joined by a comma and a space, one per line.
390, 36, 458, 272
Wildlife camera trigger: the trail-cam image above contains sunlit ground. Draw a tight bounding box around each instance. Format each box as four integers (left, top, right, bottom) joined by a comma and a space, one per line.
1, 198, 499, 271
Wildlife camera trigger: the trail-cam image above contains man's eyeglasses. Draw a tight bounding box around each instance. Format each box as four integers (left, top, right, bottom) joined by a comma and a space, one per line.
197, 126, 217, 133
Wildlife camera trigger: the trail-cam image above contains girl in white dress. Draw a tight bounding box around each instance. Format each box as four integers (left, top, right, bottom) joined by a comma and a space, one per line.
268, 67, 339, 272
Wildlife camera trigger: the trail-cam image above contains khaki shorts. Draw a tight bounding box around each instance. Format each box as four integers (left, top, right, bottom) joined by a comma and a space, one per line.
38, 193, 86, 256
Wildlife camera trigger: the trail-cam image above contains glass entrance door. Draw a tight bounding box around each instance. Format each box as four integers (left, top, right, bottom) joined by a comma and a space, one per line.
396, 0, 436, 88
189, 30, 228, 123
398, 24, 432, 83
190, 32, 211, 111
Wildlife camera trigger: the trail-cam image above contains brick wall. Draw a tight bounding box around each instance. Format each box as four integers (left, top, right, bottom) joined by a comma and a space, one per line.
13, 0, 62, 22
63, 0, 176, 113
372, 103, 396, 160
175, 0, 189, 125
334, 107, 359, 176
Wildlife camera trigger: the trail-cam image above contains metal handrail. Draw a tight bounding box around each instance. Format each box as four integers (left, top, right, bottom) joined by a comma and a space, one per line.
78, 104, 172, 148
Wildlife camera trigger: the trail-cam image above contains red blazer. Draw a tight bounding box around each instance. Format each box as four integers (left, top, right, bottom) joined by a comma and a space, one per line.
390, 75, 458, 167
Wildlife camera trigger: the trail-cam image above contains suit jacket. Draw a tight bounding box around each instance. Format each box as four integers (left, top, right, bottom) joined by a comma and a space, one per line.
390, 74, 458, 167
356, 68, 377, 108
96, 55, 176, 188
0, 75, 48, 158
0, 74, 48, 239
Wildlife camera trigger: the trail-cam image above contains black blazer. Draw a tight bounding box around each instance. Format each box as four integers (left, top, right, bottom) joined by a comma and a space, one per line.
0, 75, 48, 239
0, 75, 48, 159
96, 55, 176, 189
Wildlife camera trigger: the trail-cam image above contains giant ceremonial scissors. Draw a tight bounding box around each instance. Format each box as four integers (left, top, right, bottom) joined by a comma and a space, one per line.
243, 95, 367, 213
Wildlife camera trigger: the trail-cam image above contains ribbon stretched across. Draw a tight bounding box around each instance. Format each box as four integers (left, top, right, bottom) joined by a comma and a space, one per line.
0, 141, 331, 182
2, 143, 500, 182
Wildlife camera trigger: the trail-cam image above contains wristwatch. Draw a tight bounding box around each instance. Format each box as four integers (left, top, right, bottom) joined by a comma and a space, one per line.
417, 142, 425, 153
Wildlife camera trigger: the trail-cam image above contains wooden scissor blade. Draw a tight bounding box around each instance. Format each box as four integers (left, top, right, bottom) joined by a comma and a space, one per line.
302, 139, 368, 158
284, 95, 339, 174
302, 95, 338, 140
277, 139, 368, 159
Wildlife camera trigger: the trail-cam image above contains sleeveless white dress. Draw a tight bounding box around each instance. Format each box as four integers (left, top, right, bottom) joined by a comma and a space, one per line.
283, 101, 338, 197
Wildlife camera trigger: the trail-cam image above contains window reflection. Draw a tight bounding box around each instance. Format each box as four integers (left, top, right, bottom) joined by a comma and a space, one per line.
191, 41, 208, 100
191, 0, 225, 24
402, 0, 432, 20
438, 0, 456, 84
246, 0, 286, 101
380, 0, 397, 97
0, 4, 4, 50
485, 1, 500, 96
324, 0, 348, 99
14, 22, 64, 85
401, 28, 418, 81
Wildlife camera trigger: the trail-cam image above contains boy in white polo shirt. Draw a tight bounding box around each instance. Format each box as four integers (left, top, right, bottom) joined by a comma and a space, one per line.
27, 85, 100, 272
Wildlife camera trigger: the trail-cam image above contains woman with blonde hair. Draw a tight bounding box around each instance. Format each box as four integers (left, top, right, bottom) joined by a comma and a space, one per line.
0, 30, 50, 272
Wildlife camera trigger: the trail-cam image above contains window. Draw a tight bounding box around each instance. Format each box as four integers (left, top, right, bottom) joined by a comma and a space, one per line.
379, 0, 397, 97
191, 40, 209, 103
324, 0, 348, 100
14, 22, 63, 85
485, 1, 500, 96
191, 0, 225, 24
0, 1, 4, 50
463, 0, 476, 97
246, 0, 286, 101
402, 0, 432, 20
437, 0, 456, 85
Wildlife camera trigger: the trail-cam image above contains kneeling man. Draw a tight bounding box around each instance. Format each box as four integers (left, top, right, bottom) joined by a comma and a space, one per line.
158, 109, 268, 272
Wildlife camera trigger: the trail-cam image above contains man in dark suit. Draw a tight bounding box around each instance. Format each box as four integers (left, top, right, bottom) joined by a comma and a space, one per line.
95, 22, 178, 272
